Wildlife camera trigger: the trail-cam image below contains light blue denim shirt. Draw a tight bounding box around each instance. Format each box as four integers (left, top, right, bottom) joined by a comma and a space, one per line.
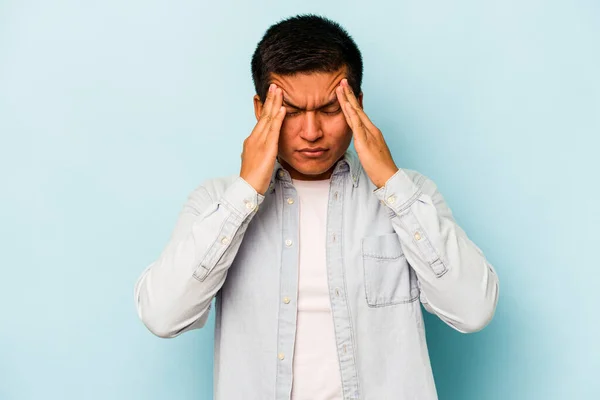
134, 149, 499, 400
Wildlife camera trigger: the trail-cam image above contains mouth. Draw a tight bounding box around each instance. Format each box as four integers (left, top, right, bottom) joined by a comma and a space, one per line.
298, 148, 328, 158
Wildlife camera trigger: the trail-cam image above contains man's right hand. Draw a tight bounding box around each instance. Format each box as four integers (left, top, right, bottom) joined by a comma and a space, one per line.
240, 83, 286, 195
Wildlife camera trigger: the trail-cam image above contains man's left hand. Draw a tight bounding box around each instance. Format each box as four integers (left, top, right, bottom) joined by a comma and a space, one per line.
336, 78, 399, 189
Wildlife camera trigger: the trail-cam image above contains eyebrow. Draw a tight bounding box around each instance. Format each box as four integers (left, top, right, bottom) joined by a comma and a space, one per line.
282, 96, 339, 111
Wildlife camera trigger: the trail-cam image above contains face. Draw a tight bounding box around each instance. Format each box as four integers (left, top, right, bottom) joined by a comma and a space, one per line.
253, 66, 363, 180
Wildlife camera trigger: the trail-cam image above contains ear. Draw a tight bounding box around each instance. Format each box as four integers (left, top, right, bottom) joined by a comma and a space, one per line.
253, 94, 263, 121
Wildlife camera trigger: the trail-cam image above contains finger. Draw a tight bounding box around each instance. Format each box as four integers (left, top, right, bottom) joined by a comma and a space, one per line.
266, 104, 286, 144
336, 85, 354, 130
271, 87, 284, 118
254, 85, 280, 139
341, 79, 377, 132
337, 85, 367, 142
340, 79, 362, 110
262, 87, 283, 136
342, 99, 368, 142
258, 83, 277, 127
264, 89, 285, 147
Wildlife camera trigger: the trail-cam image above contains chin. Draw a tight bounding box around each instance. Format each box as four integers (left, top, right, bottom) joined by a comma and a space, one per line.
296, 166, 330, 176
279, 150, 343, 179
292, 160, 336, 177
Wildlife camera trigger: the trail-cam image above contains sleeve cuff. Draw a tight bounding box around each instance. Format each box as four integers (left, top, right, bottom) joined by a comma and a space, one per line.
373, 169, 422, 213
219, 177, 265, 221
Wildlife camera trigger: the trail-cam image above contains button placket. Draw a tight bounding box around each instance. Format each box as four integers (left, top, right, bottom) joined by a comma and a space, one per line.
326, 176, 360, 398
275, 183, 299, 398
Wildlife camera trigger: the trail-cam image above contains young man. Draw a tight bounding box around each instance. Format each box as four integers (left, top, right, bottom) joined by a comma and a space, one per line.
134, 14, 499, 400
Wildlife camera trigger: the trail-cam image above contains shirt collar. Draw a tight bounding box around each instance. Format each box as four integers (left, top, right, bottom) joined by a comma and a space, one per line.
269, 149, 361, 189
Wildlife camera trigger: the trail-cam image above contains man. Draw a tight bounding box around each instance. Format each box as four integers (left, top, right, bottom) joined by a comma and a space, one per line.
134, 14, 499, 400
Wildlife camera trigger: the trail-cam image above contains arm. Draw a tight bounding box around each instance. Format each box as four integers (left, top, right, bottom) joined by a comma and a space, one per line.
135, 83, 287, 338
134, 177, 264, 338
334, 78, 499, 333
374, 170, 500, 333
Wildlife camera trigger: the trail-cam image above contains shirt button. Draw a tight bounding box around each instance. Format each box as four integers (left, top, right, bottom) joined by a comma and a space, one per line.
334, 192, 339, 200
414, 232, 422, 241
387, 195, 396, 204
287, 198, 294, 205
278, 353, 285, 360
221, 237, 229, 245
335, 288, 341, 297
245, 201, 255, 210
283, 297, 290, 304
285, 239, 293, 247
278, 170, 285, 178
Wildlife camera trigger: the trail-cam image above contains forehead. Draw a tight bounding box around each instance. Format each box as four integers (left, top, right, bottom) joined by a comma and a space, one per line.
269, 66, 347, 106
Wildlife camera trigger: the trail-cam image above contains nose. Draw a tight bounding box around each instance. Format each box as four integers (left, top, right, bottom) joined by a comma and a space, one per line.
298, 112, 323, 142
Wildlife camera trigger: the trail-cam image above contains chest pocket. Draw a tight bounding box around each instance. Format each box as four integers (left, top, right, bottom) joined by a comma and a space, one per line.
361, 233, 419, 307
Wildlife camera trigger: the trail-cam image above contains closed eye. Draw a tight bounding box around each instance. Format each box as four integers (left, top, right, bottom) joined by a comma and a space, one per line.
321, 107, 342, 115
284, 101, 341, 117
286, 110, 302, 117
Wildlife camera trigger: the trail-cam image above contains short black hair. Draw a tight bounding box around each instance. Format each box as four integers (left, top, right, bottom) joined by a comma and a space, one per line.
251, 14, 363, 102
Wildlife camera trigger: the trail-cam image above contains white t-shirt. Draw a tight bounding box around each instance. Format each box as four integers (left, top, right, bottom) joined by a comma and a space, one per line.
290, 178, 343, 400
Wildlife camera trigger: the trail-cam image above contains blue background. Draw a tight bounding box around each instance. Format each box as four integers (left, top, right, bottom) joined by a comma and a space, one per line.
1, 1, 598, 399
